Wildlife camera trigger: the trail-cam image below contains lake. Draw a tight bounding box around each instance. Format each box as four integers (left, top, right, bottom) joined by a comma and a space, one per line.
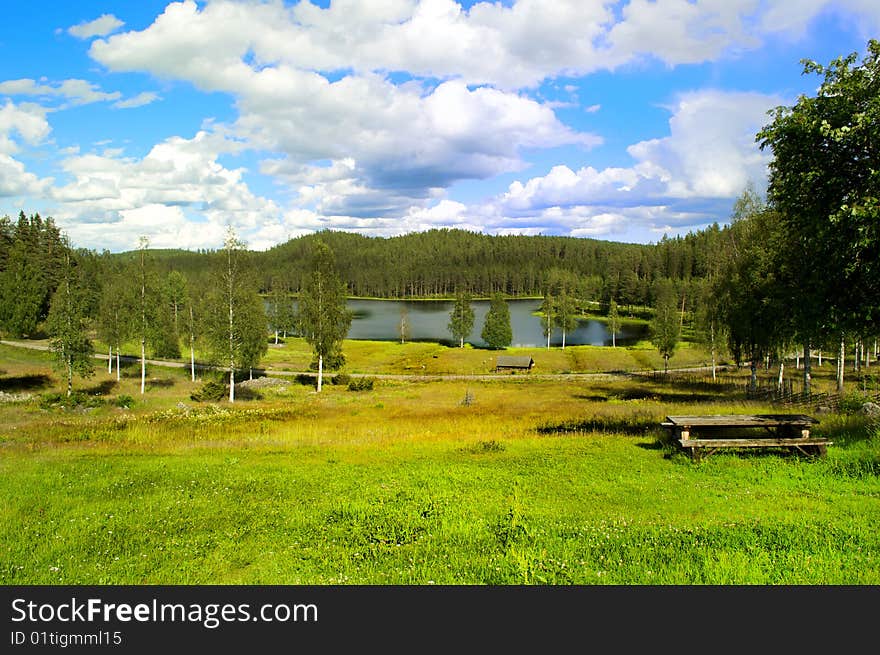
341, 298, 647, 348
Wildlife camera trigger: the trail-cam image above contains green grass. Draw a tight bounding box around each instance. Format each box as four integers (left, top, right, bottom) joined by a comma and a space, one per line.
1, 342, 878, 585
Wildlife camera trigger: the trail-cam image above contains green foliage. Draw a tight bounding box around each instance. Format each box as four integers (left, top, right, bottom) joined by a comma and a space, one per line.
650, 280, 680, 372
447, 290, 475, 347
190, 380, 228, 402
714, 190, 785, 368
39, 391, 104, 410
200, 228, 268, 400
758, 39, 880, 338
331, 372, 352, 386
481, 293, 512, 349
347, 377, 375, 391
297, 241, 352, 389
607, 300, 620, 347
46, 248, 95, 395
114, 394, 134, 409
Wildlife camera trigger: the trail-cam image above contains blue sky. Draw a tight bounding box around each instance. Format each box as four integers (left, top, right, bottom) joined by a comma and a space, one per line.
0, 1, 877, 252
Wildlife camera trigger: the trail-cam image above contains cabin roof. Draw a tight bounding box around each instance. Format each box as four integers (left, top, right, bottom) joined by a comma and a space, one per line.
495, 355, 534, 368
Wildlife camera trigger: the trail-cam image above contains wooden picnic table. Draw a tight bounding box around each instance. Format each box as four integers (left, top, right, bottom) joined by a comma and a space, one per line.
661, 414, 831, 461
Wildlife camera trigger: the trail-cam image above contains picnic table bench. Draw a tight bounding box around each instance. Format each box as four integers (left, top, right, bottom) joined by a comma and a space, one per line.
661, 414, 831, 461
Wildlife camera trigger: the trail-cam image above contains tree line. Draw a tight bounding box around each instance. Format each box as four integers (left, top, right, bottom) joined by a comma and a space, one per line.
1, 40, 878, 396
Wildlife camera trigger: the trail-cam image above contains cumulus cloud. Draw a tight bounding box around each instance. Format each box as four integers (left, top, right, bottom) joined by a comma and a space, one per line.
9, 1, 880, 249
0, 101, 52, 197
50, 130, 284, 250
489, 89, 782, 238
68, 14, 124, 39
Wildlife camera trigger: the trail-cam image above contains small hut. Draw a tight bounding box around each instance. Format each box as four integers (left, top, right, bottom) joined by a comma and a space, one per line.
495, 355, 534, 373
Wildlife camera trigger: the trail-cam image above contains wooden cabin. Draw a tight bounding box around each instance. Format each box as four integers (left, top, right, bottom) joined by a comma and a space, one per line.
495, 355, 534, 373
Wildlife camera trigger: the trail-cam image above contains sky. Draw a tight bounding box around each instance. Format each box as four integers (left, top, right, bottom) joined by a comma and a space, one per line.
0, 1, 877, 253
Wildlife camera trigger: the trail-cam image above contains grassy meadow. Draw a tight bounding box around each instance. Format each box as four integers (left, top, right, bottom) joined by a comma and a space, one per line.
1, 340, 878, 585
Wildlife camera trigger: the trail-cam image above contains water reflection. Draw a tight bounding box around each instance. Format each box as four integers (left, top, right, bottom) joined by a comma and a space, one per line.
338, 298, 647, 348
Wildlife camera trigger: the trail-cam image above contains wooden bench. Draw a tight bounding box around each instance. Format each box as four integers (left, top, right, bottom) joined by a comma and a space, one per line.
661, 414, 831, 461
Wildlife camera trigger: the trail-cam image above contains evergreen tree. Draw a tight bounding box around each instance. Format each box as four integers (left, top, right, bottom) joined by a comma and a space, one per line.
0, 237, 45, 337
297, 241, 352, 392
481, 293, 512, 349
46, 244, 94, 396
164, 271, 188, 338
447, 290, 475, 348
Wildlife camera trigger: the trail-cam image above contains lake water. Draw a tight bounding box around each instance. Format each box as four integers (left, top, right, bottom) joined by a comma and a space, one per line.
341, 298, 647, 348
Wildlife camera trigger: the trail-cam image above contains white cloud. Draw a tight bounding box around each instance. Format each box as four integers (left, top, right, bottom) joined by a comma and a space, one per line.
0, 101, 52, 197
0, 78, 121, 107
68, 14, 125, 39
113, 92, 160, 109
488, 88, 782, 239
0, 101, 51, 154
50, 130, 284, 250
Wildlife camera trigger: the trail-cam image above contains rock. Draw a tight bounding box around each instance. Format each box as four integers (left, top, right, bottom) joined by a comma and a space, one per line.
815, 405, 832, 414
860, 401, 880, 416
235, 376, 289, 390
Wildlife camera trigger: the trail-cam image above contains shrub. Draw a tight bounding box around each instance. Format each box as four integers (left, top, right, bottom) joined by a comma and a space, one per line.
839, 392, 869, 414
348, 377, 375, 391
332, 373, 351, 386
190, 380, 227, 402
114, 394, 134, 409
39, 391, 104, 410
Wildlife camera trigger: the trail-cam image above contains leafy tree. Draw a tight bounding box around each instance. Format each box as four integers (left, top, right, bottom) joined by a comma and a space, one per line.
97, 263, 135, 380
757, 39, 880, 391
715, 190, 787, 390
46, 244, 94, 396
607, 300, 620, 348
267, 277, 295, 344
481, 293, 512, 349
650, 280, 680, 374
202, 228, 267, 402
297, 240, 352, 392
693, 280, 727, 381
554, 286, 578, 350
447, 289, 475, 348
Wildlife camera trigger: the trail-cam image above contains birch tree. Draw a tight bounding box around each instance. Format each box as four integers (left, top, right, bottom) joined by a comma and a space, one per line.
202, 228, 267, 402
447, 290, 475, 348
297, 241, 352, 392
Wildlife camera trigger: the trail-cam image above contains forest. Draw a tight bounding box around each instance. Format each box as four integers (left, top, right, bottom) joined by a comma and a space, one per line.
1, 40, 879, 399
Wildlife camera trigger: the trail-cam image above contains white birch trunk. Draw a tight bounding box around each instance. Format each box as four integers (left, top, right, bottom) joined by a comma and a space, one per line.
116, 349, 120, 382
108, 346, 112, 374
317, 354, 323, 392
